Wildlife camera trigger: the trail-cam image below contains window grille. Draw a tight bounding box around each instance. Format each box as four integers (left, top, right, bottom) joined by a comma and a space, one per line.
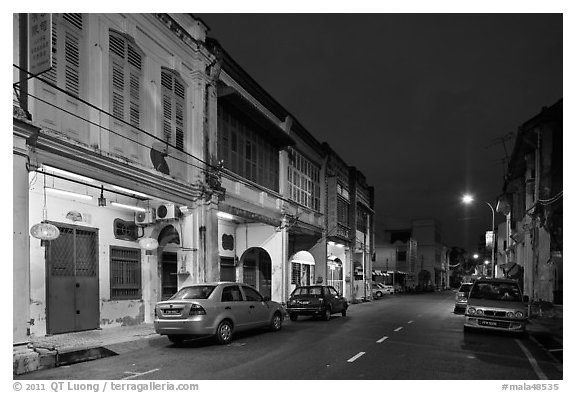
110, 246, 141, 300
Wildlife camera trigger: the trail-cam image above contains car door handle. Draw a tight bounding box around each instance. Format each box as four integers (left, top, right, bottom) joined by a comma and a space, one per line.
225, 306, 231, 310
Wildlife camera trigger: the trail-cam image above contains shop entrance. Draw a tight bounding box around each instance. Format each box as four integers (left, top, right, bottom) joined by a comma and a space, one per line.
241, 248, 272, 298
46, 223, 99, 334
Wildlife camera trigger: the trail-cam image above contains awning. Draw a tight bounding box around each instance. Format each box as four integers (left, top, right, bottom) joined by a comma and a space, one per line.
217, 85, 295, 149
290, 250, 315, 265
372, 270, 389, 277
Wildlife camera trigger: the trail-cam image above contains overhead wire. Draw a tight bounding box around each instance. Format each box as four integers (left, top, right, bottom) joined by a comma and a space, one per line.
13, 64, 320, 211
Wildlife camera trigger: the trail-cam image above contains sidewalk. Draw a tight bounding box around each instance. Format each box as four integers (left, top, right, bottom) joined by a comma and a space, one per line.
13, 323, 158, 376
526, 304, 563, 355
13, 302, 563, 376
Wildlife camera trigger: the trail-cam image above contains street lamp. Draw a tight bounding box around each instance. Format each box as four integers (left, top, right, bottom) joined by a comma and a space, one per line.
462, 194, 496, 278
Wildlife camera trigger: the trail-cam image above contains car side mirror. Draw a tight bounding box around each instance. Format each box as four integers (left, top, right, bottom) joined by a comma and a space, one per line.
523, 295, 529, 303
263, 296, 271, 302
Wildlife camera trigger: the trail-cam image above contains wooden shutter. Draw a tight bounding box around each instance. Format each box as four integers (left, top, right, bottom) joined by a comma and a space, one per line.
175, 78, 185, 151
161, 69, 186, 152
161, 71, 173, 143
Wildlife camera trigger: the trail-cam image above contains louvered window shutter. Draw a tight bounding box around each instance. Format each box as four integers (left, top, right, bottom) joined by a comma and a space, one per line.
161, 70, 186, 152
127, 44, 141, 127
161, 71, 173, 144
45, 18, 58, 85
109, 32, 142, 126
175, 78, 185, 152
109, 33, 126, 121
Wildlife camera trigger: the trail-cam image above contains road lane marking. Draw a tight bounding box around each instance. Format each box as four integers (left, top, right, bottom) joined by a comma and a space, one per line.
347, 352, 366, 362
377, 336, 389, 343
122, 368, 160, 380
516, 339, 548, 380
407, 320, 414, 324
394, 327, 403, 332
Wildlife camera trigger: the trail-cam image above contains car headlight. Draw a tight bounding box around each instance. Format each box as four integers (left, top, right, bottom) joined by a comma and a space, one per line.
476, 309, 484, 316
515, 311, 524, 318
506, 312, 515, 318
467, 307, 476, 315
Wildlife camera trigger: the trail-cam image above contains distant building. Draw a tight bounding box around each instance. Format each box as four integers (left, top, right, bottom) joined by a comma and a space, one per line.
373, 229, 418, 290
374, 219, 444, 291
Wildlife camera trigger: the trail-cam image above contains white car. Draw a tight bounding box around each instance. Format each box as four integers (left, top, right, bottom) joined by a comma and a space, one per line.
372, 283, 395, 298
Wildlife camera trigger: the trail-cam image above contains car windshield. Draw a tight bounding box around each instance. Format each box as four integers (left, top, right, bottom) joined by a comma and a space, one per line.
292, 286, 322, 296
170, 285, 216, 300
459, 284, 473, 293
469, 282, 522, 302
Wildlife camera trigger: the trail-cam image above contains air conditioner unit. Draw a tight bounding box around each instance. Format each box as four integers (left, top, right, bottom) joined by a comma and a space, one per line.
156, 203, 179, 220
135, 209, 156, 225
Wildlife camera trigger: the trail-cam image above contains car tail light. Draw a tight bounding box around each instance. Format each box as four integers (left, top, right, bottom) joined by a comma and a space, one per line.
189, 304, 206, 316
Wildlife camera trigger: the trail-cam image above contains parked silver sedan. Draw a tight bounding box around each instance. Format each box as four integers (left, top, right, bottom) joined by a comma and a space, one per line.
154, 282, 284, 345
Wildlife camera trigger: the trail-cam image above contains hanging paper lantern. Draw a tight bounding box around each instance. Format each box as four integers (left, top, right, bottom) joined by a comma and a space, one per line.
138, 237, 159, 251
30, 222, 60, 241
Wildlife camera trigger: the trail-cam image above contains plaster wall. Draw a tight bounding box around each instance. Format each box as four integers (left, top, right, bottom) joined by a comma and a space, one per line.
28, 174, 156, 336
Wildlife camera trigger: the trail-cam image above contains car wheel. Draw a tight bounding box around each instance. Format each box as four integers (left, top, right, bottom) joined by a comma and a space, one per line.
167, 335, 187, 345
270, 312, 283, 331
289, 313, 298, 321
323, 307, 331, 321
215, 320, 233, 345
375, 291, 383, 298
342, 307, 347, 317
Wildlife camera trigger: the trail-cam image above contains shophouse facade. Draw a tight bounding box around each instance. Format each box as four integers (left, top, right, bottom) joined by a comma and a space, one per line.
14, 13, 221, 340
496, 99, 562, 304
14, 13, 376, 344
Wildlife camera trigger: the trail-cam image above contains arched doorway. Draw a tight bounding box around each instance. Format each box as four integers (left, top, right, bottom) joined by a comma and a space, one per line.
241, 247, 272, 299
158, 225, 180, 300
290, 251, 316, 291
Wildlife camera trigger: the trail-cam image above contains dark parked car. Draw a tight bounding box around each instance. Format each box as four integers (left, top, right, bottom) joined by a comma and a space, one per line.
154, 282, 284, 345
464, 278, 529, 334
454, 283, 473, 313
286, 285, 348, 321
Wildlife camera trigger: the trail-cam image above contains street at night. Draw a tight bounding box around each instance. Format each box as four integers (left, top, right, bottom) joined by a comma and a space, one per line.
12, 10, 565, 388
16, 291, 562, 381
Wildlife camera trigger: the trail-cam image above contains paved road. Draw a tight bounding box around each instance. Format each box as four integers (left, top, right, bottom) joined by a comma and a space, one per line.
17, 291, 562, 380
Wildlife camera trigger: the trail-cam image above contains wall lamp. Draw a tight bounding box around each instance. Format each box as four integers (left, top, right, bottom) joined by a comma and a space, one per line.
110, 202, 146, 212
45, 187, 93, 200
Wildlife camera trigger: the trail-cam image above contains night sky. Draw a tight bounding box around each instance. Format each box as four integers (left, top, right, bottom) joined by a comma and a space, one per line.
196, 13, 563, 252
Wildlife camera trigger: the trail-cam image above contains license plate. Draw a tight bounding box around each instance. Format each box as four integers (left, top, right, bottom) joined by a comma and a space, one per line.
163, 309, 181, 315
478, 320, 498, 327
298, 300, 310, 305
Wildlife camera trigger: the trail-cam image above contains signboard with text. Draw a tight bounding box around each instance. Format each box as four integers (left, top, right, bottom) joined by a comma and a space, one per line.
28, 13, 52, 75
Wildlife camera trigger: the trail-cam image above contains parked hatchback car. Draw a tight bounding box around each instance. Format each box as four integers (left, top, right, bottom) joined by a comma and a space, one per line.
154, 282, 284, 345
287, 285, 348, 321
464, 278, 529, 334
454, 283, 474, 313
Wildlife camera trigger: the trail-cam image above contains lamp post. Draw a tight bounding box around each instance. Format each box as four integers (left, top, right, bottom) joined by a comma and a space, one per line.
462, 195, 496, 278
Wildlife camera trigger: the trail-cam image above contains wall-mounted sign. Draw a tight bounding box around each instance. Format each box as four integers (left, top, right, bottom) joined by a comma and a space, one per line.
29, 13, 52, 75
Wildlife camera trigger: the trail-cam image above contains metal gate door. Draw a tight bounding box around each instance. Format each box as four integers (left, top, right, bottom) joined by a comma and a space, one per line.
46, 224, 99, 334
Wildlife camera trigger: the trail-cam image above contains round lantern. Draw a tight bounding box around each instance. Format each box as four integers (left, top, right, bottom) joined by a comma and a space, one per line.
30, 222, 60, 241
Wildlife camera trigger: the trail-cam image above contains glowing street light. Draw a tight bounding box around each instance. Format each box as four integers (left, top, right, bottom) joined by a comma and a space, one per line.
462, 194, 496, 278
